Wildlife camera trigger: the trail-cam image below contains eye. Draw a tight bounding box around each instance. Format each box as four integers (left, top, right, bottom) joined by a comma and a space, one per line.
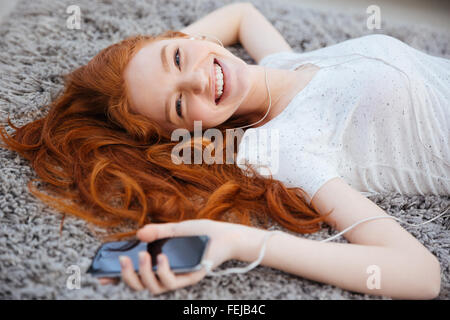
174, 48, 181, 68
175, 93, 182, 118
174, 48, 183, 118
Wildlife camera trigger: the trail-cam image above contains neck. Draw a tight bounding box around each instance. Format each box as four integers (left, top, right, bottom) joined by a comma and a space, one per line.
233, 65, 300, 128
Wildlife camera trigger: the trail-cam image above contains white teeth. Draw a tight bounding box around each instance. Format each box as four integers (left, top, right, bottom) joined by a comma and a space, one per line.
215, 67, 223, 80
214, 63, 224, 99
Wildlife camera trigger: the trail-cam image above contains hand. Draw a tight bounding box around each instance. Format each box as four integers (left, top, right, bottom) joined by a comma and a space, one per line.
98, 219, 244, 295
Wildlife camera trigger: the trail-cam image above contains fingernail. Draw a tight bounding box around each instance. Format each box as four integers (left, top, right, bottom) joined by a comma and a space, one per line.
119, 256, 127, 268
138, 251, 146, 265
157, 254, 164, 264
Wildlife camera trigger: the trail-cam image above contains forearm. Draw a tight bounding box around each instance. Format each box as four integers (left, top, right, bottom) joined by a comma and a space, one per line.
179, 2, 252, 47
232, 226, 441, 299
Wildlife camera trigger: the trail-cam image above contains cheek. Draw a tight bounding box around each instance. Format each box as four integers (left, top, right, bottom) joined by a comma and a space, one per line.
188, 101, 215, 122
187, 98, 231, 129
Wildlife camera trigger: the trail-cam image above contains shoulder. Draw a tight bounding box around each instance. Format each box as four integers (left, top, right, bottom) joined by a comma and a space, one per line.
313, 34, 407, 59
258, 50, 302, 68
344, 34, 405, 48
358, 33, 402, 43
349, 34, 414, 59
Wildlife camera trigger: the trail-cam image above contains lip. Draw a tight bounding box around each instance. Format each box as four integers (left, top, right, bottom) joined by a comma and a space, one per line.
211, 58, 216, 104
215, 58, 229, 105
212, 58, 224, 105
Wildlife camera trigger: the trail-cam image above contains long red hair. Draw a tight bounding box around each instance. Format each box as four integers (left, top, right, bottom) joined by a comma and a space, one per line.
0, 30, 331, 241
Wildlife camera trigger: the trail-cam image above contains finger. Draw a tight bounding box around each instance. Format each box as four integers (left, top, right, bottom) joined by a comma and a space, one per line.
171, 265, 208, 288
136, 222, 178, 242
136, 220, 207, 242
98, 278, 112, 285
155, 254, 178, 290
138, 251, 164, 295
98, 277, 119, 285
119, 256, 144, 291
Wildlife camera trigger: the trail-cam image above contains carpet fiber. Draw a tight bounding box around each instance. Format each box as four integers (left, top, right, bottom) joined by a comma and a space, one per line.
0, 0, 449, 299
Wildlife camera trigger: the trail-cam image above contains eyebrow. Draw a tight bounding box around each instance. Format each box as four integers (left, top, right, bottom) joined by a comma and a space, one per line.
161, 44, 173, 125
161, 44, 170, 73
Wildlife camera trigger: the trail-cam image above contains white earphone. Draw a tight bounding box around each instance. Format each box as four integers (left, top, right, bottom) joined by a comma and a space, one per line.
202, 207, 449, 276
186, 33, 272, 130
186, 34, 450, 276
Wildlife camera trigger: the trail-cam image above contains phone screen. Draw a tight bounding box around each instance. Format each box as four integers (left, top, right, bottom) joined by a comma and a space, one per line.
87, 235, 210, 277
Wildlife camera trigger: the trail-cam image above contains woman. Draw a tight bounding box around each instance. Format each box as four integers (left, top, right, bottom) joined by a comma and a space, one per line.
0, 2, 447, 299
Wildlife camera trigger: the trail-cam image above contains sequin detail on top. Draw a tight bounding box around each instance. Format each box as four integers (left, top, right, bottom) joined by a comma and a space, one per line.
236, 34, 450, 205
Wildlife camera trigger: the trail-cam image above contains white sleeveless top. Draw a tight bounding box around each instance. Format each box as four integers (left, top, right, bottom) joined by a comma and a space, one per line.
236, 34, 450, 205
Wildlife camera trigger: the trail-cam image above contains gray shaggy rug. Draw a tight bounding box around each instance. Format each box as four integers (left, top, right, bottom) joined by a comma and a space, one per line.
0, 0, 449, 300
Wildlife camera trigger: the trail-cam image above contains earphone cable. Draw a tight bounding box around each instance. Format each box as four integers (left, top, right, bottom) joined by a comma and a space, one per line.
202, 206, 449, 276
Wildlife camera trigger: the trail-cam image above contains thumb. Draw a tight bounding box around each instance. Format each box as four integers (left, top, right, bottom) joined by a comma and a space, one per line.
137, 220, 208, 242
136, 222, 179, 242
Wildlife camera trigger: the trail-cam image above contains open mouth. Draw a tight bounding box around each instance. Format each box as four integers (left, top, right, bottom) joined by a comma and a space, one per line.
214, 58, 225, 105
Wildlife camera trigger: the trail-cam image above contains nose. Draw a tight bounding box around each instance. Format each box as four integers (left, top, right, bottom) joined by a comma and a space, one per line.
177, 69, 208, 95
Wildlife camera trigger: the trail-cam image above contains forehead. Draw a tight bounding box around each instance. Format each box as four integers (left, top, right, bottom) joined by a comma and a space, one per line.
130, 39, 167, 69
124, 39, 171, 115
125, 39, 167, 89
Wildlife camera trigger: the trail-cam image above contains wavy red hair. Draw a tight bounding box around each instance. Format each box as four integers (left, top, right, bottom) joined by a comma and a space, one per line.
0, 30, 331, 241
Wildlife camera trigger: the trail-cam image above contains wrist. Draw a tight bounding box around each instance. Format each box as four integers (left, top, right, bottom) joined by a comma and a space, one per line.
231, 225, 270, 262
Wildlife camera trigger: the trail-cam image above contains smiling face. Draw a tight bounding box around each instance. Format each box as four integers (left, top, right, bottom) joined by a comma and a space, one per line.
124, 37, 253, 133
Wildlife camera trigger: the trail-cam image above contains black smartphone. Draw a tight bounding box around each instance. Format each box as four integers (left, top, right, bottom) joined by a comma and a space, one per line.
87, 235, 210, 278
